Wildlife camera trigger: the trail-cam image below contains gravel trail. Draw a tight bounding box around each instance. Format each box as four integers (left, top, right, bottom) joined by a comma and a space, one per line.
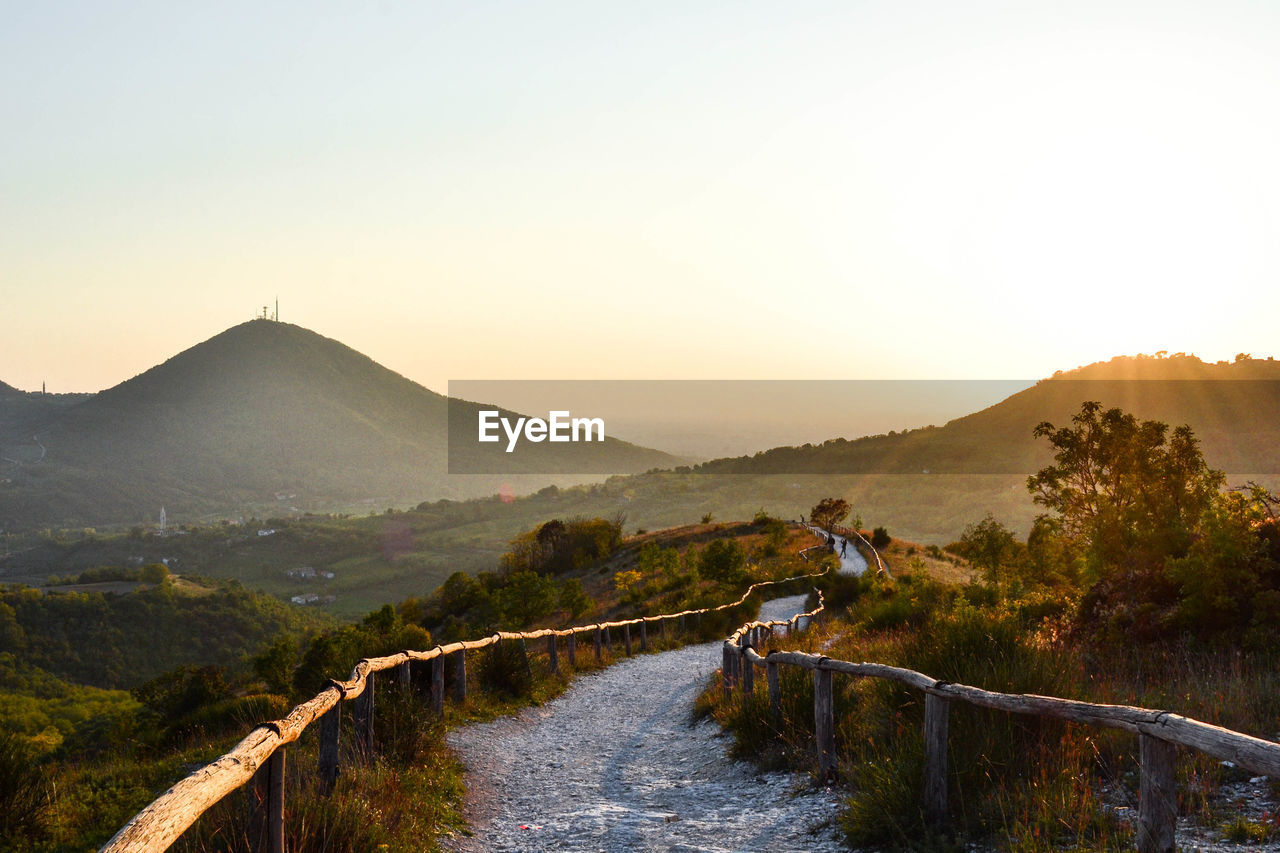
442, 594, 846, 852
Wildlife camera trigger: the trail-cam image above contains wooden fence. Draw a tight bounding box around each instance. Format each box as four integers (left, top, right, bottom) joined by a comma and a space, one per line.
721, 610, 1280, 853
99, 532, 835, 853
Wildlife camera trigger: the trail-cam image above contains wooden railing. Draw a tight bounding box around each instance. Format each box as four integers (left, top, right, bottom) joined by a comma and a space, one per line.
721, 612, 1280, 853
100, 531, 835, 853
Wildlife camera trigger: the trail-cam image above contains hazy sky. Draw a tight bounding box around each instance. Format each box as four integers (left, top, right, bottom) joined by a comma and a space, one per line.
4, 1, 1279, 394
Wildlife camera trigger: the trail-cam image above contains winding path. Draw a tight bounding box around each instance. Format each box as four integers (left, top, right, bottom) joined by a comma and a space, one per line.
443, 594, 846, 853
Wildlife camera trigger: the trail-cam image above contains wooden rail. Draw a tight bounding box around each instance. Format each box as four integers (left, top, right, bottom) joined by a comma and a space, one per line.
100, 528, 835, 852
721, 612, 1280, 853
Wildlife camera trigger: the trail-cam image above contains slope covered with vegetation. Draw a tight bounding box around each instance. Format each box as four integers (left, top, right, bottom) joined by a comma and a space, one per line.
702, 402, 1280, 850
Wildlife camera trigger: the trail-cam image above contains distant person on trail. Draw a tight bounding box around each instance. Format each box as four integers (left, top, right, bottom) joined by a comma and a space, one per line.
840, 538, 848, 558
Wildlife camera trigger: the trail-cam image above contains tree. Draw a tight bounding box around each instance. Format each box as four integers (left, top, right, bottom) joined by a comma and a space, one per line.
959, 514, 1017, 586
810, 497, 851, 531
1027, 401, 1223, 575
699, 539, 747, 583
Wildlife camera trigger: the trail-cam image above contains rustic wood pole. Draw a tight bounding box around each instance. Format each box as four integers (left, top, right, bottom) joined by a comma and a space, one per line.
603, 626, 612, 653
266, 748, 284, 853
430, 656, 444, 715
659, 617, 666, 643
398, 660, 412, 691
640, 620, 648, 651
767, 658, 781, 725
722, 645, 735, 701
1137, 734, 1178, 853
679, 613, 686, 635
567, 633, 577, 667
318, 703, 340, 794
742, 649, 755, 694
520, 638, 533, 679
453, 650, 467, 704
923, 693, 950, 833
354, 672, 375, 759
594, 627, 603, 662
251, 747, 284, 852
547, 634, 559, 674
624, 624, 632, 656
813, 667, 836, 782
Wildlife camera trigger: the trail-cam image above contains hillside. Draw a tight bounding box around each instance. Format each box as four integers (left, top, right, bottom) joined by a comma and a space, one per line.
699, 354, 1280, 477
0, 321, 678, 531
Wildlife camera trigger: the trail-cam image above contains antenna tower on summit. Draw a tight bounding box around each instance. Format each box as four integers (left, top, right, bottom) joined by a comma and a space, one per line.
274, 297, 278, 322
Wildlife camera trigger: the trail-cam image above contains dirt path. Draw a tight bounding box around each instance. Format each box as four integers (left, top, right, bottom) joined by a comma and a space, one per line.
442, 594, 846, 852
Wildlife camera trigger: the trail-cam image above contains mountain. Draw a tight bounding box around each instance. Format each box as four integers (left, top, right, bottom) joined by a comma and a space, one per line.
436, 354, 1280, 548
698, 354, 1280, 478
0, 321, 678, 531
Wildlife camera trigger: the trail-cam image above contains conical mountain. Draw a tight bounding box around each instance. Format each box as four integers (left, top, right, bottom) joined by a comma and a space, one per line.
0, 320, 677, 530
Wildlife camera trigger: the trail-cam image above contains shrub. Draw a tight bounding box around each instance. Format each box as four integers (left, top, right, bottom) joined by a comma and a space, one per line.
0, 731, 50, 847
476, 640, 533, 698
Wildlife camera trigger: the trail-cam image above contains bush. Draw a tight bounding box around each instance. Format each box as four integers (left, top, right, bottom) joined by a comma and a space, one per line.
870, 527, 891, 550
0, 730, 50, 847
476, 640, 533, 698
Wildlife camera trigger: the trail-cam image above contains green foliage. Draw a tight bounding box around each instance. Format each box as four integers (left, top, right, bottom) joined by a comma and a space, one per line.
500, 516, 624, 576
476, 640, 534, 698
809, 497, 851, 530
0, 730, 52, 848
869, 526, 891, 550
1028, 400, 1223, 575
557, 578, 594, 620
0, 581, 325, 690
958, 513, 1018, 585
293, 608, 431, 696
698, 539, 747, 584
494, 571, 558, 628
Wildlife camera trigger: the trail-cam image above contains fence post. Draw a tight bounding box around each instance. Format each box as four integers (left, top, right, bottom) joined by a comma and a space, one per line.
354, 671, 375, 759
266, 748, 285, 853
1137, 734, 1177, 853
813, 667, 836, 782
624, 624, 632, 656
923, 693, 950, 833
430, 655, 445, 715
679, 613, 686, 635
251, 747, 286, 853
640, 620, 648, 651
318, 703, 340, 794
547, 634, 559, 674
659, 617, 667, 643
398, 660, 412, 691
742, 648, 754, 694
722, 645, 735, 701
567, 632, 577, 667
594, 627, 603, 662
603, 626, 612, 652
767, 658, 781, 725
520, 638, 533, 679
453, 650, 467, 704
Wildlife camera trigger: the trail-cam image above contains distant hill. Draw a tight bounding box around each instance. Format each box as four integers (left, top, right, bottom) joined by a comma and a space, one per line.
0, 379, 15, 394
0, 321, 678, 531
698, 354, 1280, 478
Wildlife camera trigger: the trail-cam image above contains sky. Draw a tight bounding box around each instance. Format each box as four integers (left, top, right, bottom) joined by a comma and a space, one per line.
4, 0, 1280, 394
